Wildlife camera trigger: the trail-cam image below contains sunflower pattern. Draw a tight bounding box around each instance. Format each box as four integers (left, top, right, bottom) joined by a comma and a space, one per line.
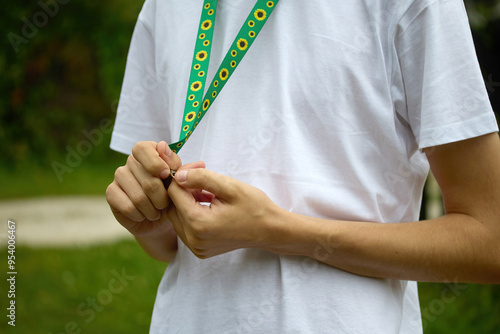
190, 81, 202, 91
237, 38, 248, 51
254, 9, 266, 21
169, 0, 278, 153
201, 20, 212, 30
196, 50, 208, 61
219, 68, 229, 80
185, 111, 196, 122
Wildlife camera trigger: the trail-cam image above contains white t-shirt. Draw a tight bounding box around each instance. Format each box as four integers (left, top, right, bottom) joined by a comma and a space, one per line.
111, 0, 498, 333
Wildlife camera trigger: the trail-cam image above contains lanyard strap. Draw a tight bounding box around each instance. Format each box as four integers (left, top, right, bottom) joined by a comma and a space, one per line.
169, 0, 279, 153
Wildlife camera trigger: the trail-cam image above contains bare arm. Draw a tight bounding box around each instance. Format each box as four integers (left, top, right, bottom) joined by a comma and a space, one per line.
168, 133, 500, 283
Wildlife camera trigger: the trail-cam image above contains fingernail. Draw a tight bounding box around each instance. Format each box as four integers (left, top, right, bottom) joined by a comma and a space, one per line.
175, 170, 187, 182
165, 143, 172, 157
160, 169, 170, 179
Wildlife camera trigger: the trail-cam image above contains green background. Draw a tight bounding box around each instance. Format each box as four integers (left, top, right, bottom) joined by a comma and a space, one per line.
1, 0, 499, 333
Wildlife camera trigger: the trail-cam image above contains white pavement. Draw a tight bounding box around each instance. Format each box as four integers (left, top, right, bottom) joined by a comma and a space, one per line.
0, 196, 132, 248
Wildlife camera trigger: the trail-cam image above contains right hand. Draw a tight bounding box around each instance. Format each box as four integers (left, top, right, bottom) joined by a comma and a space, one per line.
106, 141, 183, 237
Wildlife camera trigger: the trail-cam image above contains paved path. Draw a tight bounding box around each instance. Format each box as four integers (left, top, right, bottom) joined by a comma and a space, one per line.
0, 196, 132, 248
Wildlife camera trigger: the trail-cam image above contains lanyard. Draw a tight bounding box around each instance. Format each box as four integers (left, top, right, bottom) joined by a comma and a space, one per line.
168, 0, 279, 153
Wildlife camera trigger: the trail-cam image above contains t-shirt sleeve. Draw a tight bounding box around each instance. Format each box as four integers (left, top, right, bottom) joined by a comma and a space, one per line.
110, 0, 171, 155
395, 0, 498, 150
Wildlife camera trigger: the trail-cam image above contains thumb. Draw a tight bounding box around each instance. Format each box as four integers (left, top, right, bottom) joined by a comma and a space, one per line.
174, 168, 236, 200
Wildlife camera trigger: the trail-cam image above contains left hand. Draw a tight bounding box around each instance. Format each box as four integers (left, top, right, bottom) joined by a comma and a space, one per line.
167, 167, 281, 258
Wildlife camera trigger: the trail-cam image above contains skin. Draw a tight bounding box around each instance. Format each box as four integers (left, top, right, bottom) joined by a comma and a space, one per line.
106, 133, 500, 283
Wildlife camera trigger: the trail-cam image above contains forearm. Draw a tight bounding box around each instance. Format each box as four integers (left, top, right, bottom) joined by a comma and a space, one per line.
267, 207, 500, 284
135, 224, 178, 262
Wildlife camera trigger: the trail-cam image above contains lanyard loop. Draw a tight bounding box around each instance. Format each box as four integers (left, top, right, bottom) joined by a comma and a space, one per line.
169, 0, 279, 153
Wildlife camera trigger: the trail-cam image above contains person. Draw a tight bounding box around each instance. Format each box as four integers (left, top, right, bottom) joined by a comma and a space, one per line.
106, 0, 500, 332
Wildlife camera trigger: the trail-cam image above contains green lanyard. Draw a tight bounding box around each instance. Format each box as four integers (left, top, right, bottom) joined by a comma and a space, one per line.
169, 0, 279, 153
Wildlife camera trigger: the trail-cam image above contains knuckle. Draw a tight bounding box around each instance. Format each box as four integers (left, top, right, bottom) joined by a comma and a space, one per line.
142, 178, 160, 195
105, 183, 116, 201
130, 190, 149, 208
114, 166, 126, 180
190, 219, 208, 236
187, 236, 204, 252
146, 159, 166, 176
122, 203, 142, 221
132, 141, 149, 156
126, 154, 136, 166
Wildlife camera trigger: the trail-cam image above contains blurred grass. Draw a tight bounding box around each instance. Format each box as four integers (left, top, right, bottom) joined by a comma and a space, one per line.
0, 240, 167, 334
0, 238, 498, 333
0, 152, 125, 199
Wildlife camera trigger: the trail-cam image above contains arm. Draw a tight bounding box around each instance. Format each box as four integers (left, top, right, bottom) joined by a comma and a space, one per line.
168, 133, 500, 283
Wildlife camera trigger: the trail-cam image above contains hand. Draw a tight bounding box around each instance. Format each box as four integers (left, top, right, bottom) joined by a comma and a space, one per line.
106, 141, 183, 237
167, 168, 282, 258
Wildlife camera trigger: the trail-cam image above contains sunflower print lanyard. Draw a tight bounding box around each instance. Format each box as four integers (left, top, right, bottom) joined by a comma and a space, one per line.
168, 0, 279, 153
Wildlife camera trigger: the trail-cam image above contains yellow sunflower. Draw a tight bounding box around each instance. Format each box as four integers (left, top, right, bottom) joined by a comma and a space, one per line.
219, 68, 229, 80
188, 94, 195, 100
230, 60, 237, 67
198, 71, 205, 77
199, 33, 205, 39
248, 20, 255, 27
185, 111, 196, 122
237, 38, 248, 51
214, 80, 219, 87
196, 50, 208, 61
183, 125, 189, 132
212, 91, 217, 98
201, 20, 212, 30
193, 101, 199, 108
249, 31, 256, 38
267, 1, 274, 7
203, 40, 210, 46
176, 142, 183, 148
208, 9, 214, 15
190, 81, 202, 91
231, 50, 237, 57
194, 64, 201, 70
254, 9, 266, 21
204, 3, 210, 9
203, 99, 210, 111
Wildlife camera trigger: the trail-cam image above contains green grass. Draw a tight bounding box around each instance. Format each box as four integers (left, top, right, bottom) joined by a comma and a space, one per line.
0, 240, 499, 333
418, 282, 500, 333
0, 240, 167, 334
0, 157, 125, 199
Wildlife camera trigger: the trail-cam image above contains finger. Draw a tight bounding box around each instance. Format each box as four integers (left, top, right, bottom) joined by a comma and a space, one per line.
127, 155, 169, 210
132, 141, 170, 178
166, 206, 188, 246
174, 168, 238, 201
157, 141, 183, 173
178, 160, 206, 171
114, 165, 161, 221
106, 180, 146, 222
192, 189, 215, 203
168, 180, 200, 211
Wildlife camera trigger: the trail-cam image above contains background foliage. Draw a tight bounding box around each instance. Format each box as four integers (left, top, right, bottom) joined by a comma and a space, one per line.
1, 0, 499, 333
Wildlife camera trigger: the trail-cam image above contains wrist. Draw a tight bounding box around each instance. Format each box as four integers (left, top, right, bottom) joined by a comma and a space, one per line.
260, 207, 339, 260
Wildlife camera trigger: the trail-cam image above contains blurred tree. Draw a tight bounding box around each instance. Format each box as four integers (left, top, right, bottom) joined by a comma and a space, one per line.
1, 0, 498, 170
1, 0, 143, 169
